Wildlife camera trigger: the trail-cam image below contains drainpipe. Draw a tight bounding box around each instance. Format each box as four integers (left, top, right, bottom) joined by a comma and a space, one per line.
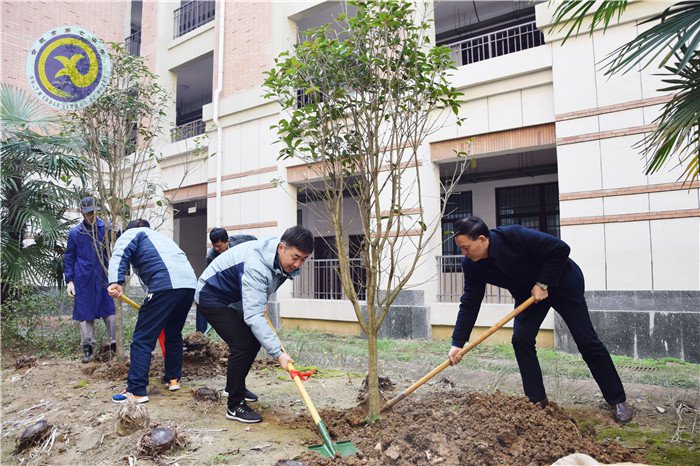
213, 0, 226, 227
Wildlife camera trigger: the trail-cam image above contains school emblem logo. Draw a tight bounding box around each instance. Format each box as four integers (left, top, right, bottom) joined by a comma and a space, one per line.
26, 26, 111, 110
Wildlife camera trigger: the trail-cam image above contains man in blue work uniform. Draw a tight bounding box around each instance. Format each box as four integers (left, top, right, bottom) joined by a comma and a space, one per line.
448, 216, 632, 424
64, 196, 116, 363
195, 226, 313, 423
107, 219, 196, 403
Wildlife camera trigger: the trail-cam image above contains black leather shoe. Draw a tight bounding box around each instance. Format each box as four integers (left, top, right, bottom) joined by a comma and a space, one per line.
533, 398, 548, 409
612, 402, 633, 424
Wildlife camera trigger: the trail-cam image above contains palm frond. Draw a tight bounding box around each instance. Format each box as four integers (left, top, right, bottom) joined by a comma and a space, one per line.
604, 2, 700, 75
0, 83, 56, 134
638, 47, 700, 186
549, 0, 628, 45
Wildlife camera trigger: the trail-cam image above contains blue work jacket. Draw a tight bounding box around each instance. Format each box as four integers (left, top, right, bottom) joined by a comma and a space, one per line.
64, 218, 115, 321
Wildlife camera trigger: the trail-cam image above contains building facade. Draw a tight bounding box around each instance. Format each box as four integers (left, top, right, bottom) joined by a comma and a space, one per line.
3, 0, 698, 362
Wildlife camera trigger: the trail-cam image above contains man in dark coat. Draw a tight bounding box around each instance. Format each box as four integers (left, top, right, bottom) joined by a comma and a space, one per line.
64, 196, 116, 363
447, 216, 632, 424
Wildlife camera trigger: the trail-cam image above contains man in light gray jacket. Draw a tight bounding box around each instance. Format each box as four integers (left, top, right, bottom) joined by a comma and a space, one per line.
195, 226, 313, 423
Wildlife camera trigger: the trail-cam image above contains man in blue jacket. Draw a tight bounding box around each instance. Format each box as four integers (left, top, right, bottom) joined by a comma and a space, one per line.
195, 226, 314, 423
107, 219, 196, 404
447, 216, 632, 424
64, 196, 115, 363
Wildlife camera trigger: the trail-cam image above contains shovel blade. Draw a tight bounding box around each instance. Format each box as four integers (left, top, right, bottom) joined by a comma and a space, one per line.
308, 440, 358, 458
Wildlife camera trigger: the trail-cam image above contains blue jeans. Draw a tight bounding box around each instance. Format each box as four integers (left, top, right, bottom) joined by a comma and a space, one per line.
126, 288, 194, 396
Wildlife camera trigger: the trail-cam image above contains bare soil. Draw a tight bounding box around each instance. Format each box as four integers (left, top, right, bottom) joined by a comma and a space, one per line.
294, 391, 643, 465
2, 340, 697, 465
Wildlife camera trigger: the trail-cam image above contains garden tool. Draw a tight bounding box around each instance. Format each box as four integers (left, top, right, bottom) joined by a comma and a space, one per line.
117, 294, 166, 356
264, 311, 358, 458
381, 296, 536, 412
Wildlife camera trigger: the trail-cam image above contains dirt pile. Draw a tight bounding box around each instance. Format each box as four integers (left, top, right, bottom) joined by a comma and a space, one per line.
356, 375, 395, 404
293, 391, 645, 466
181, 333, 228, 377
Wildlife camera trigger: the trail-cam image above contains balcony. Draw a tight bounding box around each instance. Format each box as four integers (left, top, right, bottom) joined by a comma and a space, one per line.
125, 30, 141, 56
437, 255, 513, 304
292, 259, 367, 300
174, 0, 215, 39
446, 19, 544, 67
171, 119, 205, 142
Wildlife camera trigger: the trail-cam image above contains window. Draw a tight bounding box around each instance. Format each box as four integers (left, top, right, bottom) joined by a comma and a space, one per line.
496, 182, 559, 237
441, 191, 472, 255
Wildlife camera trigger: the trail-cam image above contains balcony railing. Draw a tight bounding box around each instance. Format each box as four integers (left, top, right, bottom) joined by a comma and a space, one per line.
171, 119, 205, 142
437, 255, 514, 304
174, 0, 215, 39
125, 30, 141, 56
292, 259, 367, 300
446, 20, 544, 67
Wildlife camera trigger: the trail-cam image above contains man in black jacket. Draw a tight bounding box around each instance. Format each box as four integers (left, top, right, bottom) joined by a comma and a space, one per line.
447, 216, 632, 423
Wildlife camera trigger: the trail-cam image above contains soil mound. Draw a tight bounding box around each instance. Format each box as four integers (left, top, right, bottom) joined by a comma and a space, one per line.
296, 391, 645, 465
356, 375, 395, 404
181, 334, 228, 377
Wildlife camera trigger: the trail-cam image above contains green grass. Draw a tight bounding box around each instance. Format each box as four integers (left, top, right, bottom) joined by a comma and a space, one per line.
276, 330, 700, 390
596, 426, 700, 466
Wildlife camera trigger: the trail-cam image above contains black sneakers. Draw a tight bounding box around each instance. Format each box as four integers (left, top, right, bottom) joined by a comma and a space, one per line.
244, 389, 258, 402
222, 388, 259, 402
226, 400, 262, 423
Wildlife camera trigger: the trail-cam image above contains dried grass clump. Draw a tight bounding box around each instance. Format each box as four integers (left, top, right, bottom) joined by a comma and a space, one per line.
116, 395, 150, 436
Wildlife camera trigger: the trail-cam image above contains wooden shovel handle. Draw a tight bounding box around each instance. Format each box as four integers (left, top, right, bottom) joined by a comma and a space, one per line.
381, 296, 536, 412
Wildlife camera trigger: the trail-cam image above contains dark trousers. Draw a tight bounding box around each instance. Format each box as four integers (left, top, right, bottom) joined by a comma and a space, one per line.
512, 297, 626, 405
195, 308, 209, 333
127, 288, 194, 396
198, 306, 260, 406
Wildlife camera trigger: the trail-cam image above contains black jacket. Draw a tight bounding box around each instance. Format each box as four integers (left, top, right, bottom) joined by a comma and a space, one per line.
451, 225, 585, 348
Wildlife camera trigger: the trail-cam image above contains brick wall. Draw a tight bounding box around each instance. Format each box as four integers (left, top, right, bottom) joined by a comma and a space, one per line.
219, 0, 273, 98
1, 0, 128, 93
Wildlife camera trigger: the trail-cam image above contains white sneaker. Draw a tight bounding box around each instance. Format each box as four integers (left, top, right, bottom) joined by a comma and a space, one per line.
165, 379, 180, 391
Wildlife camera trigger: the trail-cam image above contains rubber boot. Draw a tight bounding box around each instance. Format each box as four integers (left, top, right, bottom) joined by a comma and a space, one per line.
81, 345, 94, 363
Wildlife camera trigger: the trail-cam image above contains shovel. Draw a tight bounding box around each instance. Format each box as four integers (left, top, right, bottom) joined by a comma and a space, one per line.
381, 296, 536, 412
264, 312, 358, 458
117, 294, 167, 356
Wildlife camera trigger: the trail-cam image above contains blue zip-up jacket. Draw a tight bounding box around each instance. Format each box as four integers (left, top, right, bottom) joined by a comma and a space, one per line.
108, 227, 196, 292
195, 237, 298, 358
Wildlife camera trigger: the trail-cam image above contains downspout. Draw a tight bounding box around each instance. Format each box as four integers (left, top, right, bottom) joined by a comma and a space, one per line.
213, 0, 226, 227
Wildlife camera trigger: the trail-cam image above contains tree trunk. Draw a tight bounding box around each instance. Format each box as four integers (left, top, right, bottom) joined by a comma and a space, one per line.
114, 298, 125, 362
367, 330, 381, 419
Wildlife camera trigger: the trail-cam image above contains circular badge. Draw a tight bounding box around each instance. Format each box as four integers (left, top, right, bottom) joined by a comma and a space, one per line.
25, 26, 111, 110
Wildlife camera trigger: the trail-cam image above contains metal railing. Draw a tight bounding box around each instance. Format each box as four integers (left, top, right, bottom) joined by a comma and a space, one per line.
446, 20, 544, 67
170, 119, 205, 142
437, 255, 514, 304
125, 30, 141, 56
292, 258, 367, 300
174, 0, 215, 39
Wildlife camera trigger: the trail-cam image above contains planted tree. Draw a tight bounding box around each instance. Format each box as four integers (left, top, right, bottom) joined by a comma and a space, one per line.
550, 0, 700, 185
0, 84, 86, 304
67, 43, 206, 359
264, 0, 468, 418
